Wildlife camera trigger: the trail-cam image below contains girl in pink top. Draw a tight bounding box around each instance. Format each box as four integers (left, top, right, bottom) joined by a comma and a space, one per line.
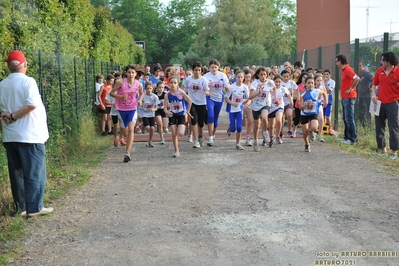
110, 64, 144, 163
293, 72, 308, 137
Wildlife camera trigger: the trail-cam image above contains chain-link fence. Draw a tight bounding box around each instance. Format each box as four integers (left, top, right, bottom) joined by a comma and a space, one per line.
244, 32, 399, 131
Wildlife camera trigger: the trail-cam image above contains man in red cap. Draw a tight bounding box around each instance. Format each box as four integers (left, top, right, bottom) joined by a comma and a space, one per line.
0, 50, 53, 217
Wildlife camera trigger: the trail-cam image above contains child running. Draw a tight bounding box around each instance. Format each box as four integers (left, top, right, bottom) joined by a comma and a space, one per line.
248, 66, 277, 151
141, 82, 160, 148
224, 70, 250, 150
110, 64, 143, 162
268, 75, 293, 146
155, 81, 169, 144
281, 69, 297, 138
164, 76, 193, 157
183, 61, 210, 148
204, 59, 230, 146
242, 68, 254, 146
299, 76, 328, 152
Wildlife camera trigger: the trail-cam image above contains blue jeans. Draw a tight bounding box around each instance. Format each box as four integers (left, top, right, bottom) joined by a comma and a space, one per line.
341, 98, 357, 142
4, 143, 47, 213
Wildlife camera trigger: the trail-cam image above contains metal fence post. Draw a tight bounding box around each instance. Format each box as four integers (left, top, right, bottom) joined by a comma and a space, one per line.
383, 32, 389, 52
304, 50, 308, 69
74, 57, 79, 119
334, 43, 340, 130
57, 54, 65, 128
354, 39, 360, 123
38, 50, 45, 106
85, 59, 89, 105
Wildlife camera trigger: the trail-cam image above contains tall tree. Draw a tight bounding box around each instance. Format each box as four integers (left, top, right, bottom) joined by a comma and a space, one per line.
184, 0, 296, 66
160, 0, 206, 63
111, 0, 165, 63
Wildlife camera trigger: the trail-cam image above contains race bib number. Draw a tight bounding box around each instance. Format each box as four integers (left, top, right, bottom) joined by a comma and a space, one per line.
232, 95, 243, 103
169, 101, 183, 113
303, 101, 317, 114
158, 99, 164, 109
144, 102, 154, 111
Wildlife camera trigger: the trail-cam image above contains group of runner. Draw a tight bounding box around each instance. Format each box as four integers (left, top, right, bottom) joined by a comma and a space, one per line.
96, 59, 336, 162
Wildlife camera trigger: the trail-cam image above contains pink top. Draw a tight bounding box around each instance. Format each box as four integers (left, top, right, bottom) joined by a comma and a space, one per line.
295, 83, 306, 108
115, 78, 139, 111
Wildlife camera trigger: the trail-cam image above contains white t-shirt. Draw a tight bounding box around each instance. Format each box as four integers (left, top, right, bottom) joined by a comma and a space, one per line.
183, 76, 209, 105
204, 71, 229, 103
105, 93, 118, 116
250, 79, 275, 111
281, 80, 297, 106
225, 83, 250, 113
141, 93, 159, 118
270, 87, 289, 113
0, 73, 49, 143
95, 82, 102, 106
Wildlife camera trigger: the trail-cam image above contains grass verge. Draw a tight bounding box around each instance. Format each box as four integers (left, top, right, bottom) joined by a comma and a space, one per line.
0, 115, 112, 265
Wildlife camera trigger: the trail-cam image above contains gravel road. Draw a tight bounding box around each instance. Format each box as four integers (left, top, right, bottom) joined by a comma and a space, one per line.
11, 111, 399, 266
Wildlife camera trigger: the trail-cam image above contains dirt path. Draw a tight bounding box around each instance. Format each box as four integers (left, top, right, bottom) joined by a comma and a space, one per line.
12, 112, 399, 266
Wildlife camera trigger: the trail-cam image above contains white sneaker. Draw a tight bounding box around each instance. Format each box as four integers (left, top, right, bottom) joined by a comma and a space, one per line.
310, 132, 316, 142
173, 150, 180, 157
187, 135, 193, 142
318, 136, 325, 142
193, 140, 201, 148
263, 131, 270, 141
236, 144, 244, 150
163, 128, 169, 134
198, 136, 204, 147
160, 139, 165, 145
207, 136, 214, 146
253, 141, 259, 152
25, 207, 54, 217
341, 139, 354, 145
245, 137, 253, 146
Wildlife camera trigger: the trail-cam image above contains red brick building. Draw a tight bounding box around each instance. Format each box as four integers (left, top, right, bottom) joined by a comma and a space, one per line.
296, 0, 350, 52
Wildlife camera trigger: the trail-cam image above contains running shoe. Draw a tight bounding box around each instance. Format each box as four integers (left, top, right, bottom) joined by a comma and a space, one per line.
148, 141, 155, 148
304, 145, 310, 152
193, 140, 201, 148
269, 136, 275, 147
318, 136, 325, 142
123, 153, 131, 162
276, 136, 283, 144
163, 128, 169, 134
160, 139, 165, 145
101, 131, 107, 136
263, 130, 270, 142
236, 144, 244, 150
292, 131, 297, 138
287, 130, 293, 138
245, 137, 253, 146
207, 136, 214, 146
253, 141, 259, 152
227, 127, 231, 137
173, 150, 180, 157
113, 137, 119, 147
120, 139, 126, 146
310, 132, 316, 142
199, 136, 204, 147
187, 135, 193, 142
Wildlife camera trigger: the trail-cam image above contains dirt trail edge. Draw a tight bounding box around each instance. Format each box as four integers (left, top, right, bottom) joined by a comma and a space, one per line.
12, 116, 399, 266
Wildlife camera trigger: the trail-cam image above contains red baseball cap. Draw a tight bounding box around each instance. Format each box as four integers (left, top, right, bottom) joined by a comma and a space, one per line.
7, 50, 26, 67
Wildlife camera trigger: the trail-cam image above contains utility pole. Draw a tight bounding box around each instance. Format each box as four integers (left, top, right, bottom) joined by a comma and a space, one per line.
355, 1, 378, 41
